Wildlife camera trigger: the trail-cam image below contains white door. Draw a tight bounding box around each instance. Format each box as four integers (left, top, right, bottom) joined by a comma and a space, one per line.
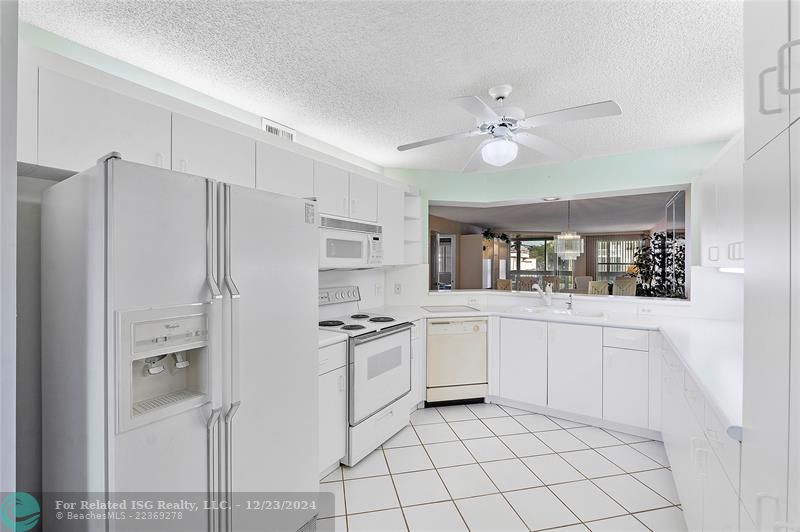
255, 141, 314, 198
349, 173, 378, 222
223, 184, 318, 528
741, 130, 791, 529
547, 323, 602, 418
788, 120, 800, 529
744, 0, 790, 158
602, 347, 648, 428
38, 68, 171, 172
314, 161, 349, 217
378, 182, 405, 265
172, 114, 255, 187
499, 318, 547, 407
319, 367, 347, 476
109, 159, 212, 310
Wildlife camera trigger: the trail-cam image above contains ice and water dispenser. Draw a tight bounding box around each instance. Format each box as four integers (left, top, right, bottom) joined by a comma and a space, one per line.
117, 304, 211, 432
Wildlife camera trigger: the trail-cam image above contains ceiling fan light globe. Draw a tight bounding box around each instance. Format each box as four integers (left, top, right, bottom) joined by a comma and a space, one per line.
481, 139, 518, 167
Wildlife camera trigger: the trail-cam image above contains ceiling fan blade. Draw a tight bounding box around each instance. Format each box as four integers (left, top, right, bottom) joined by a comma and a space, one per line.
514, 132, 576, 162
450, 95, 500, 123
397, 130, 483, 151
521, 100, 622, 129
462, 139, 492, 173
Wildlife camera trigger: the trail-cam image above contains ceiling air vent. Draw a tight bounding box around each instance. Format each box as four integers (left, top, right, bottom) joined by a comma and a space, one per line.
261, 117, 295, 142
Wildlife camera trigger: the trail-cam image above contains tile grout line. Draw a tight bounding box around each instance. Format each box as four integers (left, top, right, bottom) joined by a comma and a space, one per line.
379, 446, 411, 532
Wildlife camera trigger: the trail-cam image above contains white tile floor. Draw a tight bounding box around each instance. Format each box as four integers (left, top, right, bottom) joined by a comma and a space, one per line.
319, 404, 686, 532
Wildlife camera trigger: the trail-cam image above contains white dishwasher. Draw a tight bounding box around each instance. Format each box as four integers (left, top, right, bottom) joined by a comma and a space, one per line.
426, 318, 488, 403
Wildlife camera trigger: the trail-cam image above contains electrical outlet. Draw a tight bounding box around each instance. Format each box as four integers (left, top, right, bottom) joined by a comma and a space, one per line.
639, 306, 653, 315
467, 296, 479, 305
394, 283, 402, 296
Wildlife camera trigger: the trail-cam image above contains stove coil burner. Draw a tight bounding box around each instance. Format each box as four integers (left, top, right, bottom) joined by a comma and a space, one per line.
351, 314, 369, 319
342, 324, 366, 331
319, 320, 345, 327
369, 316, 395, 323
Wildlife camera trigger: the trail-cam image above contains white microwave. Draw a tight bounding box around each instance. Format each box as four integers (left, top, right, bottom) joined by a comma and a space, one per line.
319, 217, 383, 269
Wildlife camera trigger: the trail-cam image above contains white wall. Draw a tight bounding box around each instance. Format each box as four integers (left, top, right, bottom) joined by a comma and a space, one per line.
0, 0, 18, 494
16, 176, 52, 494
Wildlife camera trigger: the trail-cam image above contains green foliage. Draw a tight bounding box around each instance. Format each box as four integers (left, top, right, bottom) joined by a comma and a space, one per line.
631, 232, 686, 299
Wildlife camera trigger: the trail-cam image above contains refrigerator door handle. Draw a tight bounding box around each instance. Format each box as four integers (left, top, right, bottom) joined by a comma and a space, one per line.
206, 179, 222, 301
206, 407, 222, 532
223, 184, 242, 404
224, 401, 241, 532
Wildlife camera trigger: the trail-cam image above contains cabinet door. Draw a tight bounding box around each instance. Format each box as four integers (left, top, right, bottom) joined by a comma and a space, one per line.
378, 183, 405, 265
314, 162, 349, 217
319, 367, 347, 476
172, 114, 255, 187
349, 173, 378, 222
648, 332, 663, 431
409, 321, 426, 410
38, 68, 171, 172
789, 119, 800, 529
703, 451, 741, 532
547, 323, 602, 418
255, 141, 314, 198
741, 130, 791, 528
744, 0, 790, 158
499, 319, 548, 406
602, 347, 648, 428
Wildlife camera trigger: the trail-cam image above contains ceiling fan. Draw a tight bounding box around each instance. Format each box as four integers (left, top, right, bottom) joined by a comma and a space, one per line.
397, 85, 622, 171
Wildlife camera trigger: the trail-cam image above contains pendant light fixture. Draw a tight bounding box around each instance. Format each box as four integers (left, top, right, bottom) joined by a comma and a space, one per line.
554, 201, 584, 260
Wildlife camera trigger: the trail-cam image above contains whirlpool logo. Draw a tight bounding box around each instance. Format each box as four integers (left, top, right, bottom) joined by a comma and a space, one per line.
1, 492, 40, 531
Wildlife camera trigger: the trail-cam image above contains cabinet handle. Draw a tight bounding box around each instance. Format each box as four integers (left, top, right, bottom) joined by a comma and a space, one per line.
338, 374, 345, 392
180, 159, 188, 172
342, 198, 348, 214
351, 198, 356, 215
708, 246, 719, 262
777, 40, 800, 95
690, 437, 709, 476
756, 493, 781, 531
759, 67, 783, 115
155, 153, 164, 168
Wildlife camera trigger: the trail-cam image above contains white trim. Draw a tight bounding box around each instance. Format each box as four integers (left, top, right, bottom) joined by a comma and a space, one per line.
0, 0, 18, 493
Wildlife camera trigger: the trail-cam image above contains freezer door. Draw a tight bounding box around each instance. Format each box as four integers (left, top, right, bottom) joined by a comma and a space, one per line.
108, 158, 221, 310
220, 184, 319, 528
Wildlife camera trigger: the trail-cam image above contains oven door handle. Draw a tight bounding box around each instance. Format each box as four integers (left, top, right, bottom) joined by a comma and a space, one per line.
352, 323, 413, 345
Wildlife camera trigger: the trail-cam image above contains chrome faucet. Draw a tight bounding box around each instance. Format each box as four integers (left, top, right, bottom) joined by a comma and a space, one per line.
567, 294, 574, 310
532, 283, 546, 298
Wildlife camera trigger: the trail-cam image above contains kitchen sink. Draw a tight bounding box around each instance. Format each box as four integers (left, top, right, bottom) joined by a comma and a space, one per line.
516, 307, 549, 314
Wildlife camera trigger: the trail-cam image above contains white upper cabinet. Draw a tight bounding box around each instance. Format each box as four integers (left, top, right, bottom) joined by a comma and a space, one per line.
255, 141, 314, 198
698, 135, 745, 267
38, 68, 171, 172
378, 182, 405, 265
313, 162, 380, 222
744, 0, 790, 158
349, 173, 378, 222
314, 162, 350, 218
499, 319, 548, 407
172, 114, 255, 187
547, 323, 603, 418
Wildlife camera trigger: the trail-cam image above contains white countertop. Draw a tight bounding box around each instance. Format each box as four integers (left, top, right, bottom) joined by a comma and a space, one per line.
318, 329, 348, 349
362, 302, 743, 441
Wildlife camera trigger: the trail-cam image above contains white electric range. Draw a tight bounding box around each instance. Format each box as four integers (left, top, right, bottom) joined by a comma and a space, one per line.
318, 286, 412, 466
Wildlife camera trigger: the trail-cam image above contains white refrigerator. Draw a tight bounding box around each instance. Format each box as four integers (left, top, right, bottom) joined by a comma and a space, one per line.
41, 154, 319, 531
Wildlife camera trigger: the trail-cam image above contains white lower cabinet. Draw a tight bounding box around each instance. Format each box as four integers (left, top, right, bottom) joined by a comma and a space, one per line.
319, 342, 347, 477
602, 347, 648, 427
547, 323, 603, 418
408, 319, 426, 411
661, 342, 742, 532
499, 318, 548, 406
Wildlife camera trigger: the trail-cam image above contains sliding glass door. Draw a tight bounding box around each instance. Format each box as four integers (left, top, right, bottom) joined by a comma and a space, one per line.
509, 237, 573, 290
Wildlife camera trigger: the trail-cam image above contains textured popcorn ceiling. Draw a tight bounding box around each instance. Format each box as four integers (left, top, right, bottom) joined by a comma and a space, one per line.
20, 0, 743, 172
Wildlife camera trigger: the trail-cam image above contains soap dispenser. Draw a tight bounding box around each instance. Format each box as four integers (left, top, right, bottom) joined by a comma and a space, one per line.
544, 283, 553, 306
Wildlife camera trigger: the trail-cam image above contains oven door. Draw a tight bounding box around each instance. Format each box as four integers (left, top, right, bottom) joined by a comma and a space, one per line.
319, 228, 369, 268
349, 324, 412, 425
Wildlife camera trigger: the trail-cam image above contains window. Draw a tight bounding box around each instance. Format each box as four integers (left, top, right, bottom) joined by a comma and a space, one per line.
595, 239, 641, 282
510, 238, 573, 289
